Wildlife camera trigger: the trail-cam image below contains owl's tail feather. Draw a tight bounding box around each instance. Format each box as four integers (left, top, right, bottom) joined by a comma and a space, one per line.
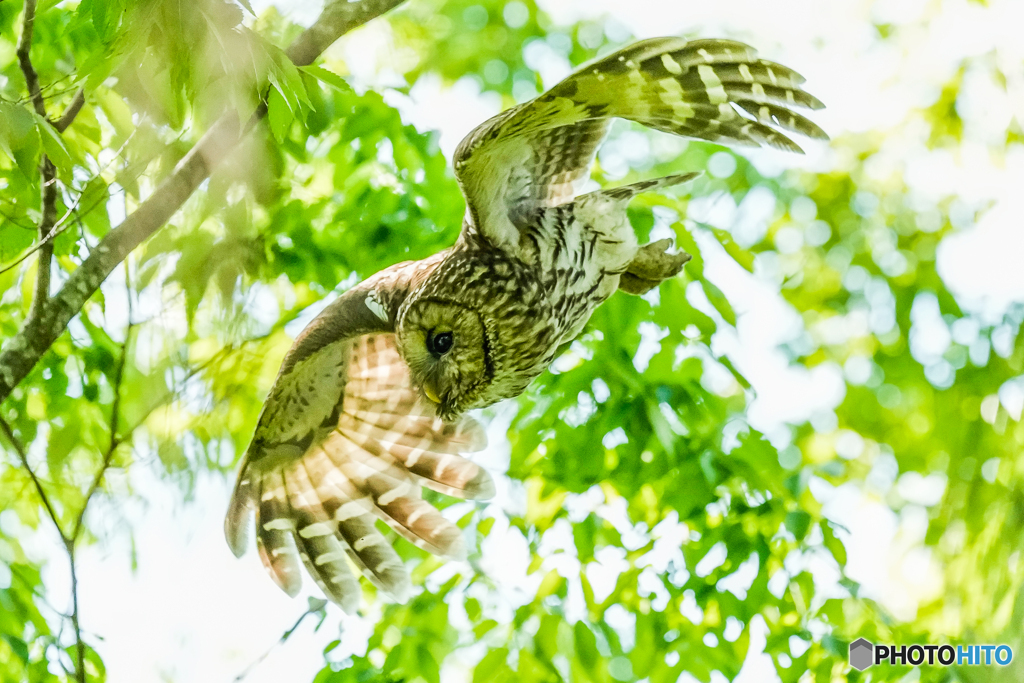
598, 172, 702, 202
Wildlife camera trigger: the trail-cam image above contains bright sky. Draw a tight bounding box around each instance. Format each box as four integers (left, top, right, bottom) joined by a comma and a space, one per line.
15, 0, 1024, 681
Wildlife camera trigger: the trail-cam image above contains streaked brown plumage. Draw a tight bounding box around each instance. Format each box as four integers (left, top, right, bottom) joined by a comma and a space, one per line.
225, 37, 827, 611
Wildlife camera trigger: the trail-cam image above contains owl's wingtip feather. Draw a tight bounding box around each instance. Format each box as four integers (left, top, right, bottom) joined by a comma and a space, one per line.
384, 573, 414, 603
460, 417, 488, 453
465, 469, 496, 500
442, 532, 468, 562
224, 474, 253, 558
337, 590, 361, 615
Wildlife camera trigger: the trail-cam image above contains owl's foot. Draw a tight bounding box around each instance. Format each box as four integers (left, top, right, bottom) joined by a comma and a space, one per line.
619, 239, 691, 295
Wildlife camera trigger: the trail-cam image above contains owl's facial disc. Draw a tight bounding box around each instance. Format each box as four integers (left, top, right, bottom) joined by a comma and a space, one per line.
397, 299, 491, 420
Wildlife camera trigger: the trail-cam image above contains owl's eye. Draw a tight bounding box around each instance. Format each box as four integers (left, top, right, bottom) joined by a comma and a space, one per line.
426, 330, 454, 357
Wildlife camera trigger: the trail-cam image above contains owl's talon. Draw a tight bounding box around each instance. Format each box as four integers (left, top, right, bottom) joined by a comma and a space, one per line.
621, 239, 692, 292
619, 272, 661, 295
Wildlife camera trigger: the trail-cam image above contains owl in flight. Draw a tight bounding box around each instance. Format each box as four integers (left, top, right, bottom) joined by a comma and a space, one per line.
225, 37, 826, 611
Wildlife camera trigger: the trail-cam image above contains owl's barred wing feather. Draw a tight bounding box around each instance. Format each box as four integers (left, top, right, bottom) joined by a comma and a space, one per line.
454, 37, 826, 252
225, 276, 493, 612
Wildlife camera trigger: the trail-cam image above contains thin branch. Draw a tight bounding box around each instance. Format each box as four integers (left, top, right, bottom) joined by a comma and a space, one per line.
15, 15, 123, 659
0, 413, 82, 683
0, 0, 409, 406
17, 0, 57, 323
9, 564, 71, 621
63, 284, 134, 683
72, 320, 134, 541
0, 191, 84, 277
29, 163, 57, 320
0, 127, 139, 278
117, 328, 280, 454
67, 545, 84, 683
0, 416, 68, 544
0, 414, 85, 683
7, 72, 77, 108
285, 0, 406, 66
55, 88, 86, 133
16, 0, 46, 118
233, 601, 327, 682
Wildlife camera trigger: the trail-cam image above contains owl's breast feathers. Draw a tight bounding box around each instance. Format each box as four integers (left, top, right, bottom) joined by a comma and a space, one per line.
462, 181, 643, 350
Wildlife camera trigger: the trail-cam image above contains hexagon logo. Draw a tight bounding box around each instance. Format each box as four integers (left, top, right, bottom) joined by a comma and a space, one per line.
849, 638, 874, 671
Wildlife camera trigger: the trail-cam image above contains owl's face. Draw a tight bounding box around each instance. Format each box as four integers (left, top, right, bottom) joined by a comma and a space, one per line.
397, 298, 493, 421
396, 249, 559, 421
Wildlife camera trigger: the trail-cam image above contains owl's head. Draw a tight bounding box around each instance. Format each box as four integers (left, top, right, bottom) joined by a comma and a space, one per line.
396, 256, 555, 421
396, 298, 494, 421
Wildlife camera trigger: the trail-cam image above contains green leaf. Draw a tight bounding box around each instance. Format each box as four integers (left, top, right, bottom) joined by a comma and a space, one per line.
0, 102, 41, 177
90, 0, 124, 40
821, 521, 847, 565
707, 224, 755, 272
93, 87, 134, 139
701, 278, 737, 326
573, 514, 596, 561
473, 619, 498, 639
267, 88, 291, 143
35, 119, 73, 175
300, 64, 352, 93
473, 647, 509, 683
574, 622, 600, 670
477, 517, 495, 536
785, 511, 812, 540
1, 635, 29, 664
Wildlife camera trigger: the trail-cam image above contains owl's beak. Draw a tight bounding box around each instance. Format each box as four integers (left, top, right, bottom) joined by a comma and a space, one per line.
423, 383, 441, 404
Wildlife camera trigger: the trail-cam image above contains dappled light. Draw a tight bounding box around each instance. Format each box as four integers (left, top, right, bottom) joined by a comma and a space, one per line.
1, 0, 1022, 682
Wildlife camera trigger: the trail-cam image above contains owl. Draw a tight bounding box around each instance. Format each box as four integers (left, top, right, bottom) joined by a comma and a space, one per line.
225, 37, 826, 611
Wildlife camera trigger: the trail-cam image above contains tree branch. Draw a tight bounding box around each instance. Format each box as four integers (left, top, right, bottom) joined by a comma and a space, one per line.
0, 416, 67, 543
63, 296, 133, 683
72, 320, 133, 541
55, 88, 86, 133
67, 542, 84, 683
0, 414, 85, 682
29, 161, 57, 321
285, 0, 407, 66
233, 600, 328, 682
16, 0, 46, 119
0, 0, 408, 406
0, 128, 140, 279
2, 5, 412, 678
17, 0, 57, 325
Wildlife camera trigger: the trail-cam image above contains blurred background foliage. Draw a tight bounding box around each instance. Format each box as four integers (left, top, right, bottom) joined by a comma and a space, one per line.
1, 0, 1022, 681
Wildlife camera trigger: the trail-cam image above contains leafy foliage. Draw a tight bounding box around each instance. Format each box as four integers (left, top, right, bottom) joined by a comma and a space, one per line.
1, 0, 1021, 682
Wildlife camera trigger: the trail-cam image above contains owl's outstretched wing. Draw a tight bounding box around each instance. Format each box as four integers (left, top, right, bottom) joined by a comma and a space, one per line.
453, 37, 827, 253
224, 271, 493, 613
